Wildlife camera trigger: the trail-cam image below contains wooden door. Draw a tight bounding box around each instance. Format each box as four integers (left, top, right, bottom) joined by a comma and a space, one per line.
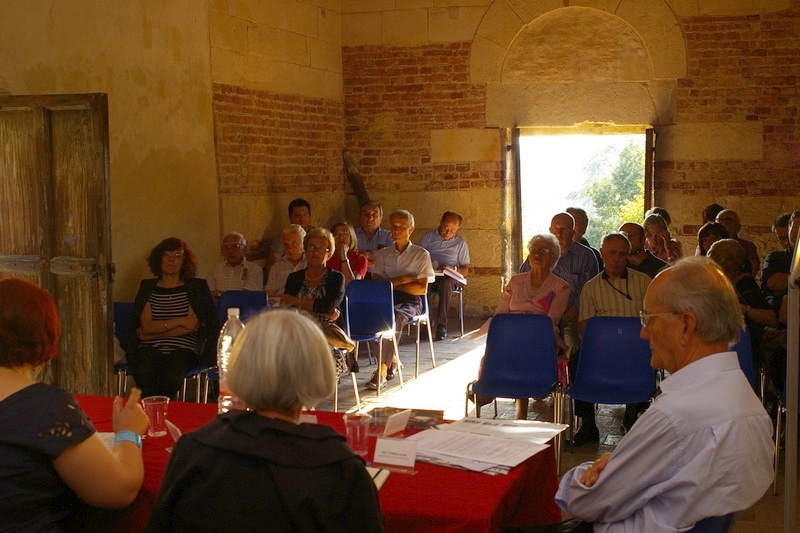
0, 93, 113, 394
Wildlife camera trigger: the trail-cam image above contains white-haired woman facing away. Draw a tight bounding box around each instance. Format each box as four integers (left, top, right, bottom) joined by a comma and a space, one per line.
146, 309, 382, 532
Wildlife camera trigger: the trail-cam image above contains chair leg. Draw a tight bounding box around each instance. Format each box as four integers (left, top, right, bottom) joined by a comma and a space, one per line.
194, 374, 202, 403
392, 335, 403, 388
350, 372, 361, 411
333, 377, 339, 412
458, 288, 464, 337
180, 378, 188, 401
554, 389, 564, 475
426, 319, 436, 368
415, 322, 421, 379
774, 404, 783, 495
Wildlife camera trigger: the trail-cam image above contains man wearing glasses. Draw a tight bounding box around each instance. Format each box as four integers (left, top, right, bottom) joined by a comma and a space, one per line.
571, 233, 653, 446
209, 232, 263, 298
557, 257, 774, 531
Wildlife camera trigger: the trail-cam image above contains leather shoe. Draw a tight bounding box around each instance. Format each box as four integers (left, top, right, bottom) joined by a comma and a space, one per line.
366, 371, 385, 390
571, 424, 600, 447
435, 325, 447, 341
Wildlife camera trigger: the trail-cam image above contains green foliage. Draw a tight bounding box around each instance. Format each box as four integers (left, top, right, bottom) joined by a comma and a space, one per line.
568, 141, 645, 247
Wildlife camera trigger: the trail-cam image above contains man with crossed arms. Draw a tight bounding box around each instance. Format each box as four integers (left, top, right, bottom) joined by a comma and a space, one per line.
557, 257, 774, 531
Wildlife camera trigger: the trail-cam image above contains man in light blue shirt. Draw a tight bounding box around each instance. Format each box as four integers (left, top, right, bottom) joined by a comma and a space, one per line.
556, 258, 774, 531
417, 211, 470, 341
355, 200, 393, 277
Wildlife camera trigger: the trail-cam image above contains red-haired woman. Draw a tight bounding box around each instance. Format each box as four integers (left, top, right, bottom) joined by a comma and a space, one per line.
0, 278, 148, 529
127, 238, 219, 397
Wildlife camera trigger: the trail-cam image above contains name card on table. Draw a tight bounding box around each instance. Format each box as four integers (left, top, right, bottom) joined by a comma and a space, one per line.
374, 437, 417, 473
383, 408, 411, 437
299, 413, 318, 424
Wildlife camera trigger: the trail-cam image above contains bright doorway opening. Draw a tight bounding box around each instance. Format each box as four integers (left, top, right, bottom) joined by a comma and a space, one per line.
519, 131, 648, 251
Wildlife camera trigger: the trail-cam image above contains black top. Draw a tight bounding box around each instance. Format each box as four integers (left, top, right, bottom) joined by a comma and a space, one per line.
128, 277, 220, 365
760, 247, 792, 310
0, 383, 95, 532
628, 251, 669, 280
146, 411, 383, 532
736, 275, 775, 360
284, 267, 345, 315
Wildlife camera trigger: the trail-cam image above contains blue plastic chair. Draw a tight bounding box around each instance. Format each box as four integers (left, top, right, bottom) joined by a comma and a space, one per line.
465, 314, 563, 419
689, 512, 735, 532
730, 327, 758, 392
567, 317, 656, 437
408, 292, 436, 378
215, 290, 269, 325
344, 280, 402, 395
112, 302, 135, 395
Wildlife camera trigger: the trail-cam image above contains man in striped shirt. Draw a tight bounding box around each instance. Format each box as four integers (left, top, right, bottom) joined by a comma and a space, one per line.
571, 233, 653, 446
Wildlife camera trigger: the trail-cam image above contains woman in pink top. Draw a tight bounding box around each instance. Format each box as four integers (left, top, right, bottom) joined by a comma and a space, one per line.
497, 234, 570, 325
478, 234, 569, 419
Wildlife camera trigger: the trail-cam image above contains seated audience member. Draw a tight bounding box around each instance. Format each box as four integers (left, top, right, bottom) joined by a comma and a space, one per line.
417, 211, 471, 341
0, 279, 148, 530
556, 258, 774, 530
708, 239, 777, 373
208, 232, 263, 298
715, 208, 760, 275
127, 238, 219, 398
645, 206, 673, 225
146, 310, 382, 532
572, 233, 653, 445
642, 213, 681, 264
567, 206, 603, 269
328, 221, 368, 285
253, 197, 313, 270
701, 203, 725, 224
282, 228, 344, 315
356, 200, 394, 277
264, 225, 307, 297
760, 209, 799, 312
494, 233, 569, 419
369, 210, 435, 390
618, 222, 667, 279
694, 203, 726, 255
772, 212, 791, 251
696, 222, 729, 256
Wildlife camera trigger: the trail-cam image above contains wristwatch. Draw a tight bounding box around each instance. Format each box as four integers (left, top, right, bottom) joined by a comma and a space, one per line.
114, 430, 142, 449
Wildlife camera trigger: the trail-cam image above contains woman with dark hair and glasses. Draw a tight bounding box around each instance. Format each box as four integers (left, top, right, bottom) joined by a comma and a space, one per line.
127, 237, 219, 397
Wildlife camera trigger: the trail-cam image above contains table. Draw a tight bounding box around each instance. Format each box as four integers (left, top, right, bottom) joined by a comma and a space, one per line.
76, 395, 561, 532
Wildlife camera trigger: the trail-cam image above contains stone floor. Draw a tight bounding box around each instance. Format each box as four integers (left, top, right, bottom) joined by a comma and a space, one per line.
316, 315, 799, 532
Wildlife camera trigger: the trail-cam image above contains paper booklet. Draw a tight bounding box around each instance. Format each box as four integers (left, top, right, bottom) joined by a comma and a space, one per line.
441, 266, 466, 285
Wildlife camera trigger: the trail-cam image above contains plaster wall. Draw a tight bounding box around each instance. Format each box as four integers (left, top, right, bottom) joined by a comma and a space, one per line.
0, 0, 220, 301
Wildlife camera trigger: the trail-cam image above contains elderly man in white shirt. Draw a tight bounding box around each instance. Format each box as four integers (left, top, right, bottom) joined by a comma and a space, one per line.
209, 232, 264, 298
556, 257, 774, 531
369, 210, 435, 390
264, 225, 307, 297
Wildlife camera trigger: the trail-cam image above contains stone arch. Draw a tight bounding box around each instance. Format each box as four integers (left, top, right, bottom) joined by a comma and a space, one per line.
470, 0, 687, 128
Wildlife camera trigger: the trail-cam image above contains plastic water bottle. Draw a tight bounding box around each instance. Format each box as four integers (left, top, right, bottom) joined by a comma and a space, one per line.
217, 307, 245, 413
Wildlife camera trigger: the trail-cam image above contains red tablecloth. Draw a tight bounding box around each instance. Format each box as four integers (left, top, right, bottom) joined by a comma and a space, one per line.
76, 395, 561, 532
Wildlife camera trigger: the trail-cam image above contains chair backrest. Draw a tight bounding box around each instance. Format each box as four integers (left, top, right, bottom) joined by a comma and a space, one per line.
731, 327, 755, 388
689, 513, 735, 533
569, 316, 656, 404
344, 280, 396, 338
472, 313, 559, 399
215, 291, 269, 325
112, 302, 135, 353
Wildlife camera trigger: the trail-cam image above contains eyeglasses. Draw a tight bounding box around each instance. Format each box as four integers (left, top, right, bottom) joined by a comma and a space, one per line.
305, 244, 331, 252
221, 244, 244, 250
639, 311, 680, 328
162, 251, 184, 259
530, 247, 553, 256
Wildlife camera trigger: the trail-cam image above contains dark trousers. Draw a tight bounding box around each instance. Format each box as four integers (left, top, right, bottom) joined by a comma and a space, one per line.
127, 346, 198, 398
375, 294, 423, 368
429, 276, 457, 328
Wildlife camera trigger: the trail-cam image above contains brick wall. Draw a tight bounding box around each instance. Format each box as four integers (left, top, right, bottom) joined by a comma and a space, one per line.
665, 9, 800, 238
213, 83, 345, 194
342, 42, 501, 193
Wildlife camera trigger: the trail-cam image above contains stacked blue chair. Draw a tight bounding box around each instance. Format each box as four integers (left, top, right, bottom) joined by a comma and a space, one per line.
408, 292, 436, 378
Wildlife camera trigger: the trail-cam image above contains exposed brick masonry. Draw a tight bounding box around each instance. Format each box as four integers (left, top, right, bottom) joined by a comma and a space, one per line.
213, 83, 345, 194
666, 9, 800, 237
342, 42, 501, 192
